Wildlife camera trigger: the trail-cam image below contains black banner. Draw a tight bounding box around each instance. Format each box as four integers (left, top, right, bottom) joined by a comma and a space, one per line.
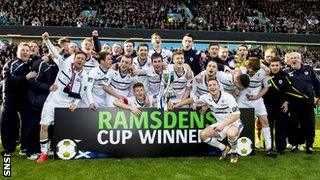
54, 108, 254, 159
1, 26, 320, 44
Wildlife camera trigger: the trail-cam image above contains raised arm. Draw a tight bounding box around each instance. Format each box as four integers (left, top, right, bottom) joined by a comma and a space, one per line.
42, 32, 64, 66
92, 30, 101, 53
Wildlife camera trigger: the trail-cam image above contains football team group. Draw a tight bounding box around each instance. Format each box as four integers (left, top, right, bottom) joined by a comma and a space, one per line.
1, 30, 319, 164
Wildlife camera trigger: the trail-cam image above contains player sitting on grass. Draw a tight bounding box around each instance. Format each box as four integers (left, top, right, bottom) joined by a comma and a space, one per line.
170, 78, 243, 164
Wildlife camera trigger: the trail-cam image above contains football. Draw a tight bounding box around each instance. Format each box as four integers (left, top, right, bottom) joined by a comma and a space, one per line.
56, 139, 78, 160
236, 137, 253, 156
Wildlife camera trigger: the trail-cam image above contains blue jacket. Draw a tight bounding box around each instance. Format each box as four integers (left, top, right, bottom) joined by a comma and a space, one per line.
27, 58, 58, 110
3, 58, 31, 100
284, 65, 320, 102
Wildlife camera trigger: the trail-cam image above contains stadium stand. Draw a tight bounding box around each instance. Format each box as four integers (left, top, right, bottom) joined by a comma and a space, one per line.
0, 0, 319, 34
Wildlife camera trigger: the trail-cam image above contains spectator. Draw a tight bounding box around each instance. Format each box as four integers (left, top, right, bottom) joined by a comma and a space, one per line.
0, 0, 319, 34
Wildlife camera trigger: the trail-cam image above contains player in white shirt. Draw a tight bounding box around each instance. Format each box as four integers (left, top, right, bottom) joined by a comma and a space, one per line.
237, 57, 277, 157
191, 61, 230, 112
145, 53, 163, 98
166, 50, 193, 109
78, 32, 100, 107
192, 60, 250, 98
81, 37, 99, 73
148, 33, 172, 64
102, 55, 136, 107
133, 43, 152, 86
138, 53, 192, 109
38, 32, 88, 163
87, 52, 113, 110
140, 53, 166, 108
216, 71, 250, 97
172, 78, 242, 164
114, 83, 153, 116
191, 61, 220, 98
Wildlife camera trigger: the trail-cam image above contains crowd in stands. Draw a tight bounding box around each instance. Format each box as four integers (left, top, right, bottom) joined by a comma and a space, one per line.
252, 0, 320, 34
0, 0, 319, 34
100, 0, 187, 29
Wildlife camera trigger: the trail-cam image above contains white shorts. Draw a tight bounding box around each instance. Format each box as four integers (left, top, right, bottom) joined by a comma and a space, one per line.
210, 120, 243, 141
40, 98, 70, 125
237, 98, 267, 116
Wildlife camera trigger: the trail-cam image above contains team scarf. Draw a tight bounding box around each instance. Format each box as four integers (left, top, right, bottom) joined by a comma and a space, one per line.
66, 63, 83, 98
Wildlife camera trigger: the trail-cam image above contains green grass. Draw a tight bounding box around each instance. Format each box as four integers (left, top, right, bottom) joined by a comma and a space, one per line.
1, 117, 320, 179
7, 152, 320, 180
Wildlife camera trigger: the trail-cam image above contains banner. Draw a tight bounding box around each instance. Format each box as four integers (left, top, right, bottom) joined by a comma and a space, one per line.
54, 108, 254, 160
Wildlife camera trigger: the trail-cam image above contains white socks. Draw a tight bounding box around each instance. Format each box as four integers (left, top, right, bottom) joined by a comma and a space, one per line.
40, 139, 49, 154
262, 127, 272, 150
204, 138, 226, 151
228, 138, 238, 153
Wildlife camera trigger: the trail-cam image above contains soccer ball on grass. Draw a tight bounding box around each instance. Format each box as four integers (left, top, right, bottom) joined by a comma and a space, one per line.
236, 137, 253, 156
56, 139, 77, 160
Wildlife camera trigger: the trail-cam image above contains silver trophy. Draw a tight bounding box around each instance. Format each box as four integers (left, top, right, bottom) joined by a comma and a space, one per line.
160, 69, 175, 110
162, 69, 175, 99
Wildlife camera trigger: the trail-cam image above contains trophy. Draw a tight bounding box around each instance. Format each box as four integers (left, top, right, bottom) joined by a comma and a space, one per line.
160, 69, 175, 110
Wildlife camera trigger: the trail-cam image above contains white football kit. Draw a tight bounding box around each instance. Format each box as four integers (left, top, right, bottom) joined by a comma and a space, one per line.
145, 67, 162, 97
103, 68, 135, 107
167, 64, 192, 104
190, 70, 224, 98
237, 67, 270, 116
133, 57, 152, 86
193, 91, 243, 141
143, 67, 163, 107
148, 48, 172, 64
78, 56, 99, 107
41, 40, 88, 125
216, 71, 239, 95
87, 66, 109, 108
83, 57, 99, 73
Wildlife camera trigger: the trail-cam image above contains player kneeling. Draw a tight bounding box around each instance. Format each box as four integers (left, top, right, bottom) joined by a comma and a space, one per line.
171, 78, 243, 164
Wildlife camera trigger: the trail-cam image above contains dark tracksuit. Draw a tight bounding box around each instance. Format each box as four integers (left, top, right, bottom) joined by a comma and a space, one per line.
263, 70, 290, 151
25, 59, 58, 156
1, 59, 31, 153
183, 49, 202, 76
284, 65, 320, 148
29, 55, 40, 67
